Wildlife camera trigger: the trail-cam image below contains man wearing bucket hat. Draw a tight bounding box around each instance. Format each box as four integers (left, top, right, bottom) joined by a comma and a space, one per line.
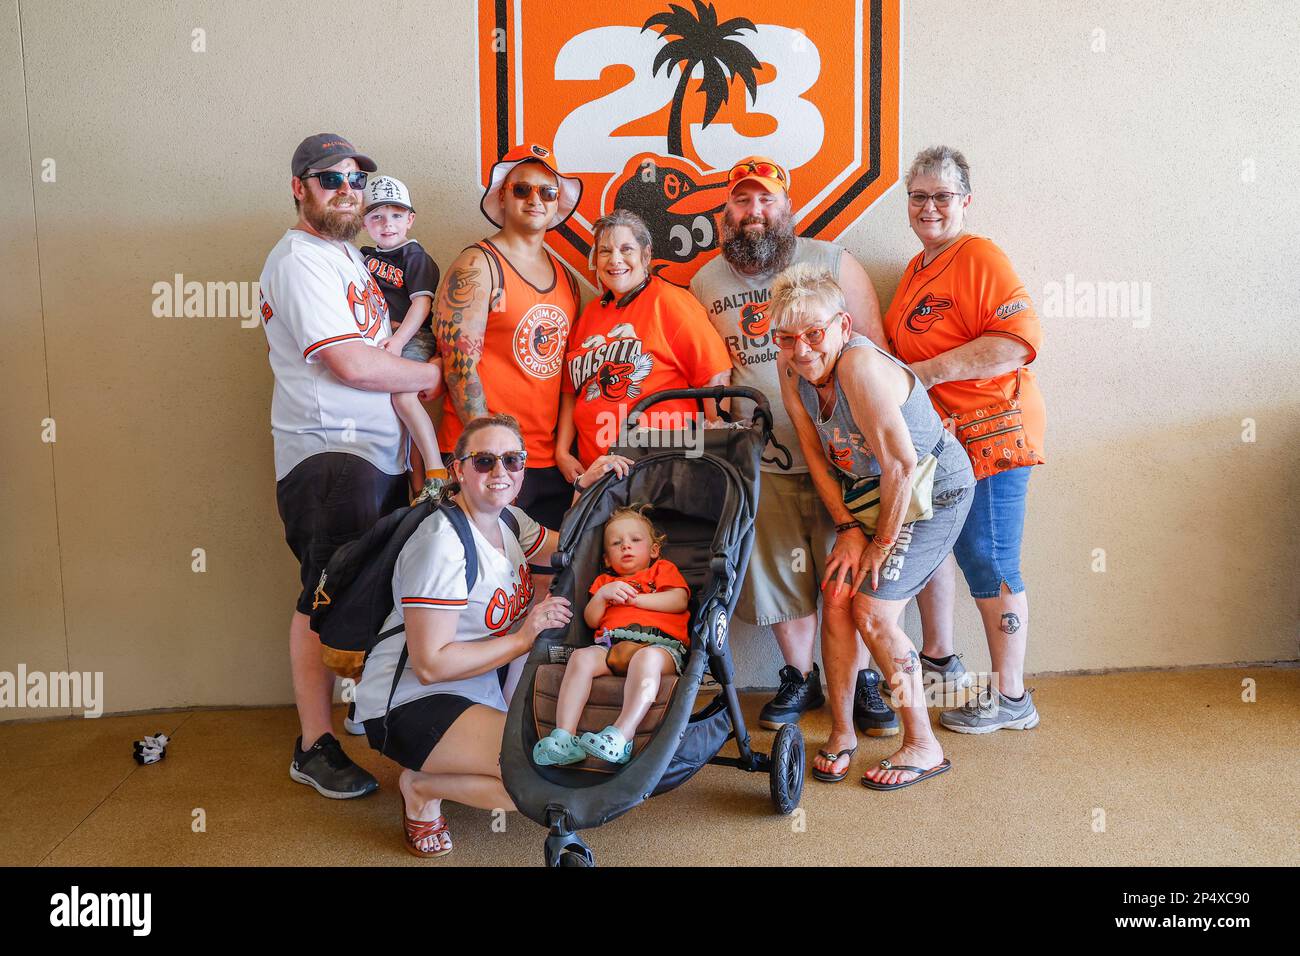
260, 133, 444, 800
433, 143, 583, 531
690, 156, 897, 771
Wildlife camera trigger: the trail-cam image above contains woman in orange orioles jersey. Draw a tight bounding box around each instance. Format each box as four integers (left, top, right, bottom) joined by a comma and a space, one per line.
883, 146, 1047, 735
555, 209, 732, 477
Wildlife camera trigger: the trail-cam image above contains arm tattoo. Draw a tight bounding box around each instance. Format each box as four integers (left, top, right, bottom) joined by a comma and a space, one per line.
999, 612, 1021, 634
434, 261, 490, 420
444, 266, 481, 310
894, 650, 920, 674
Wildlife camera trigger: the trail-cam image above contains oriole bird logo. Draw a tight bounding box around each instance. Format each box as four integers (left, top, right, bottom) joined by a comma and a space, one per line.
905, 294, 953, 334
586, 352, 654, 402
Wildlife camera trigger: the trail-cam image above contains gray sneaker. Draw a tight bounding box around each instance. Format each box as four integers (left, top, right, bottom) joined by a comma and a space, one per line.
939, 688, 1039, 734
921, 653, 973, 693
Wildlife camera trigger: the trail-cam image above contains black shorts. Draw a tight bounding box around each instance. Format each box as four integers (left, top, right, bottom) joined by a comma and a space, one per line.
516, 465, 572, 531
275, 452, 408, 615
363, 693, 477, 771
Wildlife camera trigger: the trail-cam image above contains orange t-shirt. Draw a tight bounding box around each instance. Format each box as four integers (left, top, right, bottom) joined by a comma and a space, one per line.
884, 235, 1046, 461
437, 240, 579, 468
563, 278, 731, 466
589, 558, 690, 645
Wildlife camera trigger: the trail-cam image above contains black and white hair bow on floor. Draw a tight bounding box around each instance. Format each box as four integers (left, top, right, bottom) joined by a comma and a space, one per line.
132, 732, 170, 765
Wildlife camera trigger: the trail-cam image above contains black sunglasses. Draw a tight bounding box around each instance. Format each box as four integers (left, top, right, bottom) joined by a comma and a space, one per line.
301, 170, 368, 191
458, 450, 528, 474
510, 182, 560, 202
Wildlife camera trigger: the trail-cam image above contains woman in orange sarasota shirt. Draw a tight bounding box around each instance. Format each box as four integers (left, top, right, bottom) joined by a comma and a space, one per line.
556, 209, 731, 476
883, 146, 1046, 735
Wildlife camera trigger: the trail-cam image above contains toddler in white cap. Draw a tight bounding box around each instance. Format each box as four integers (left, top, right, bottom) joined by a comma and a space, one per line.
360, 175, 447, 501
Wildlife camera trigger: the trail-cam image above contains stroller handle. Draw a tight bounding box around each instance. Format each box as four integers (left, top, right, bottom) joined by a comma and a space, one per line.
624, 385, 773, 433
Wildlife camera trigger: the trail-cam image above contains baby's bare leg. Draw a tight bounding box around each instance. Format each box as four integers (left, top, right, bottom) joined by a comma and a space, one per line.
614, 646, 675, 739
392, 390, 441, 476
555, 645, 611, 733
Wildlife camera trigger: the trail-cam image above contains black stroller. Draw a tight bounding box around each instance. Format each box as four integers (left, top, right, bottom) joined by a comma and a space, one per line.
501, 386, 806, 867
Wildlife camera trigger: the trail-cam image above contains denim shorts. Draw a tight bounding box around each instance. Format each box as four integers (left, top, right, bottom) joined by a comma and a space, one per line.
400, 328, 438, 363
952, 465, 1033, 599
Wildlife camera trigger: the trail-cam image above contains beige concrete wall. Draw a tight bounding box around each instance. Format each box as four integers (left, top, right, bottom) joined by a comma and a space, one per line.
2, 0, 1296, 719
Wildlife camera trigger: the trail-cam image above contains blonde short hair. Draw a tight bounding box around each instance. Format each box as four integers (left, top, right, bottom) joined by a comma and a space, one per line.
768, 263, 847, 332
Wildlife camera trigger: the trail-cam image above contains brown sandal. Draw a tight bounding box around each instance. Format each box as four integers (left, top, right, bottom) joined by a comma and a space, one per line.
402, 809, 453, 858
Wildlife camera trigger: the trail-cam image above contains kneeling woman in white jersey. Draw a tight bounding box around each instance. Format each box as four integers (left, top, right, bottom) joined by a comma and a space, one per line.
354, 413, 631, 857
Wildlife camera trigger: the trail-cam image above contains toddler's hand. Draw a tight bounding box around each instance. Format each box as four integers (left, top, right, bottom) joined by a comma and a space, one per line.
598, 581, 638, 605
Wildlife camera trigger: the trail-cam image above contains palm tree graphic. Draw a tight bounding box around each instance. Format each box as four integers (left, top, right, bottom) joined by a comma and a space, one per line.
642, 1, 763, 158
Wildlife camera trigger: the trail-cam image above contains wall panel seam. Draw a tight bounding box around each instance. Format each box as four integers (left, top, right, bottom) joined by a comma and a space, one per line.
16, 0, 72, 686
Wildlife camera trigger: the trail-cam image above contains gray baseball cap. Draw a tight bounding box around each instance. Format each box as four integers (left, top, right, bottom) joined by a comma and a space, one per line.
291, 133, 377, 178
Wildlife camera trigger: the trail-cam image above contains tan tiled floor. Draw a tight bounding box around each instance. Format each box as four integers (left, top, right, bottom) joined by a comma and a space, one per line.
2, 667, 1296, 867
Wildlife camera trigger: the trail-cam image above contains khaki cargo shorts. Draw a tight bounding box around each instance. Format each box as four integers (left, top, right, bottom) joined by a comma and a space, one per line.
736, 471, 834, 627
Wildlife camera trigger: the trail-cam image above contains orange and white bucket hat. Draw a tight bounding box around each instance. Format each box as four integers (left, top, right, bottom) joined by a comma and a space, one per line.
480, 143, 583, 230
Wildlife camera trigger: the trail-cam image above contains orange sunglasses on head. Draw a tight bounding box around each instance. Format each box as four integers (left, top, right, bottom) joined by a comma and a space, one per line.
728, 161, 787, 186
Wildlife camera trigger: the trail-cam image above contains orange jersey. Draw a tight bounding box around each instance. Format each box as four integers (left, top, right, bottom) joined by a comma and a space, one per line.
884, 236, 1046, 461
437, 240, 579, 468
590, 558, 690, 645
564, 278, 731, 466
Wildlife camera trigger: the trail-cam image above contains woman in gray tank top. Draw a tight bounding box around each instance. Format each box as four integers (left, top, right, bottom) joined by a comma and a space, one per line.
772, 263, 974, 792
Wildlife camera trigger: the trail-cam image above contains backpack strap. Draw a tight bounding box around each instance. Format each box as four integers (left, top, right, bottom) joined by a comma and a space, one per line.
380, 501, 484, 754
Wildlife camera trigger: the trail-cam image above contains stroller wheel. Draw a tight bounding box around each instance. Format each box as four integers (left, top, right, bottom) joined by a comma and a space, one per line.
543, 826, 596, 868
769, 722, 804, 815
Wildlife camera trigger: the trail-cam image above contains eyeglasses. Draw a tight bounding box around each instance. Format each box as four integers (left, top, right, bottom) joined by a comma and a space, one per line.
458, 450, 528, 474
773, 319, 839, 350
510, 182, 560, 202
728, 161, 787, 186
907, 190, 963, 207
301, 170, 368, 191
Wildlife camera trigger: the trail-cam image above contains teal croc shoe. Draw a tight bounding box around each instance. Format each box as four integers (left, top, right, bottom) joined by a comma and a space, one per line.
576, 725, 632, 764
532, 728, 587, 766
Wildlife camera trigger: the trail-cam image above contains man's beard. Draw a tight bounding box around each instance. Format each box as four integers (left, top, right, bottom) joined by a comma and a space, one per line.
302, 190, 362, 241
721, 209, 796, 275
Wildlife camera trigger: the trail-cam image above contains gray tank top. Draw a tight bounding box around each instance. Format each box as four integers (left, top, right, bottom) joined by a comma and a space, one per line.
691, 237, 843, 473
797, 335, 972, 492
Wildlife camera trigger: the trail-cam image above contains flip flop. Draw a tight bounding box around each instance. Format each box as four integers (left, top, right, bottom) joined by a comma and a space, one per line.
811, 746, 857, 783
860, 757, 952, 792
402, 809, 453, 858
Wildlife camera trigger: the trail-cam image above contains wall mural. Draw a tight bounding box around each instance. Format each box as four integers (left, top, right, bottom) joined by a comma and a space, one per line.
476, 0, 899, 286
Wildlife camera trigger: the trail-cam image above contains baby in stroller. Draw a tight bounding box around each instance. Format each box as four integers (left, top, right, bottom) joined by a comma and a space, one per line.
532, 505, 690, 766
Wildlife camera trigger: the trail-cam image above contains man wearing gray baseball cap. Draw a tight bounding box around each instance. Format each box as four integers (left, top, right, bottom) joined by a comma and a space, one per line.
259, 132, 443, 800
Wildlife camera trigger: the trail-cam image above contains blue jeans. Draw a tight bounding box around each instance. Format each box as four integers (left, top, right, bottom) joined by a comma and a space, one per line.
952, 466, 1032, 599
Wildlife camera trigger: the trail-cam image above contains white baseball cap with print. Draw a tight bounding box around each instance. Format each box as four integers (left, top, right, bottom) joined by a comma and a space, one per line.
363, 175, 415, 214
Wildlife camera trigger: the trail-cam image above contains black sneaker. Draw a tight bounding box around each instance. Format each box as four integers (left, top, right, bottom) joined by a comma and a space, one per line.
759, 663, 826, 730
289, 733, 379, 799
853, 669, 899, 737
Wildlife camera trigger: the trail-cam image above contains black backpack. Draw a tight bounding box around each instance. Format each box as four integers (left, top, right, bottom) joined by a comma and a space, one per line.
309, 499, 520, 679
